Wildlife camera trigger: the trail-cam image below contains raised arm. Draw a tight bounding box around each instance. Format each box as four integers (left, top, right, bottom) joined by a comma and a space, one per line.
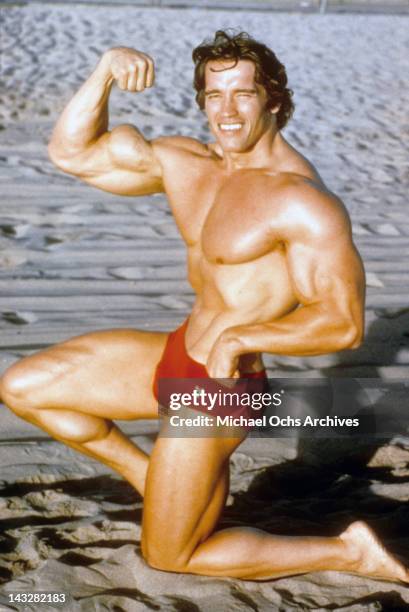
207, 187, 365, 377
48, 47, 163, 195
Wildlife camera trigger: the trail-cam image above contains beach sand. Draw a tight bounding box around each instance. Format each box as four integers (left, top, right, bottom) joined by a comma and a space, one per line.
1, 4, 409, 610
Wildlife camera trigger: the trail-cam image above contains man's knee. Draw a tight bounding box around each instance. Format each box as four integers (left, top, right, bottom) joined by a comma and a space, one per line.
142, 549, 188, 574
1, 358, 48, 415
141, 533, 189, 573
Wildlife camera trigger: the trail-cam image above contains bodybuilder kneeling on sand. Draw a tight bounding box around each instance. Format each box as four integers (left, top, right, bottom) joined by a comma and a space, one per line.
1, 30, 408, 582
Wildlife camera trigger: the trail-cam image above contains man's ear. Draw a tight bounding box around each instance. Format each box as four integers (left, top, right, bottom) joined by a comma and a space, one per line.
270, 103, 281, 114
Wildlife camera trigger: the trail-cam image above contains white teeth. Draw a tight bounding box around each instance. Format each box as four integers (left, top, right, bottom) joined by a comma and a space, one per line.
219, 123, 242, 131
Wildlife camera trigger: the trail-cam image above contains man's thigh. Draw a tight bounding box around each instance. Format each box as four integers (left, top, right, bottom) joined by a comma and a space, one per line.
3, 328, 168, 420
142, 430, 244, 569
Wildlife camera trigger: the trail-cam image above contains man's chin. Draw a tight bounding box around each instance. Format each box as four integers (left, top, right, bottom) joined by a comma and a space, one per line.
217, 139, 248, 154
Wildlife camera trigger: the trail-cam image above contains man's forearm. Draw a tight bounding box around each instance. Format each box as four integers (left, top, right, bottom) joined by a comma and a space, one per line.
225, 303, 362, 359
49, 57, 113, 160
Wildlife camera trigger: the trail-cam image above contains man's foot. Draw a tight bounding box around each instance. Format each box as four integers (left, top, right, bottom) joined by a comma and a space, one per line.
340, 521, 409, 583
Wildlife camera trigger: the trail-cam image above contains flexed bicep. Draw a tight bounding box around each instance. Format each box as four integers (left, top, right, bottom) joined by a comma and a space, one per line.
48, 47, 163, 196
74, 125, 165, 196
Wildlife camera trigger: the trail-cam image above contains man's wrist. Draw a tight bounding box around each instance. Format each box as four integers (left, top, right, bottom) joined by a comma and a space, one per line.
220, 326, 247, 357
94, 53, 115, 86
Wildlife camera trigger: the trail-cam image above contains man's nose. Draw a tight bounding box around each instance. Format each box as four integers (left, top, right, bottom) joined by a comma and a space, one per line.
220, 96, 237, 116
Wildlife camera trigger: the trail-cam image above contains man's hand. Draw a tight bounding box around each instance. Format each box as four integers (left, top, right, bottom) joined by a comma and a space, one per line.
206, 328, 242, 380
100, 47, 155, 92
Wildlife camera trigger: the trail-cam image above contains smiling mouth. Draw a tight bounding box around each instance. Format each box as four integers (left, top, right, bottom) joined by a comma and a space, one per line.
218, 123, 243, 132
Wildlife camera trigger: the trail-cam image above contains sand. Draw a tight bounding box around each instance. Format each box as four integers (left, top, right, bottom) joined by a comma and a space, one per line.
0, 4, 408, 610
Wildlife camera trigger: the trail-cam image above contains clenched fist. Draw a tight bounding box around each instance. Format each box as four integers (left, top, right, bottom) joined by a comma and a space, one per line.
100, 47, 154, 92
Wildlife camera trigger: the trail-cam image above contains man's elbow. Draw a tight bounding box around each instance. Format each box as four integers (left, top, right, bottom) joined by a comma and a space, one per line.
48, 141, 66, 169
337, 320, 363, 351
48, 141, 79, 175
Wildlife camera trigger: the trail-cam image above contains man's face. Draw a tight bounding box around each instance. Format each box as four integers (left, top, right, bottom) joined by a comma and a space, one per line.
203, 59, 275, 154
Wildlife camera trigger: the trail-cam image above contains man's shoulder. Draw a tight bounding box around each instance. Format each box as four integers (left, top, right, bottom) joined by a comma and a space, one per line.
262, 135, 346, 222
266, 172, 352, 240
152, 135, 211, 160
273, 172, 336, 203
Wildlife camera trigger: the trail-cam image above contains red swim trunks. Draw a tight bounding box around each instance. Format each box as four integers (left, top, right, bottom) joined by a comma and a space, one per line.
153, 319, 267, 419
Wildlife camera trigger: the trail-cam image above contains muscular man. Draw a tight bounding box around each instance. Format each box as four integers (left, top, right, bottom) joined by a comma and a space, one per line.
1, 31, 407, 582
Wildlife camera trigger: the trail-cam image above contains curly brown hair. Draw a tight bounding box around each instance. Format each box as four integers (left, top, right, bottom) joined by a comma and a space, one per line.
192, 30, 294, 130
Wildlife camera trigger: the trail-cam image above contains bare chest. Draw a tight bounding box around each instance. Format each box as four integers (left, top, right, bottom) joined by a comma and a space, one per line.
170, 170, 280, 265
167, 168, 298, 313
202, 185, 275, 265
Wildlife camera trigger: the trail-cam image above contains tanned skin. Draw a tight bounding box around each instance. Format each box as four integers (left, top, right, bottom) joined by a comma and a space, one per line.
1, 47, 408, 582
